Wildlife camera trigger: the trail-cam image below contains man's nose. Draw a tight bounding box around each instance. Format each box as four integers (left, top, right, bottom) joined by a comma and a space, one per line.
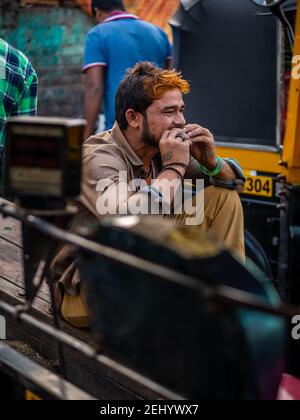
173, 112, 186, 128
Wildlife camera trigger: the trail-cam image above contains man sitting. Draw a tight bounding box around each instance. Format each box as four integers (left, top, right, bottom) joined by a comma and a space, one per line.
52, 62, 245, 328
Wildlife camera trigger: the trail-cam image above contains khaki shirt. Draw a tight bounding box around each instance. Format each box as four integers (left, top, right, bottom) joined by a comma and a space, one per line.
51, 122, 243, 300
80, 123, 206, 219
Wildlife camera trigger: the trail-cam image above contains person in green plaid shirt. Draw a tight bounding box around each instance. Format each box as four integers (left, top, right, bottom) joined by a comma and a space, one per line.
0, 38, 38, 161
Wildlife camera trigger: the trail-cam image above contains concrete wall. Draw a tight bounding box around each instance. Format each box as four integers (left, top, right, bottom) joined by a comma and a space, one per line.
0, 2, 93, 118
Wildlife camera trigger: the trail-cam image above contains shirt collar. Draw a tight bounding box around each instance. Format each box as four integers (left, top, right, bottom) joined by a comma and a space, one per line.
103, 11, 139, 24
109, 123, 144, 167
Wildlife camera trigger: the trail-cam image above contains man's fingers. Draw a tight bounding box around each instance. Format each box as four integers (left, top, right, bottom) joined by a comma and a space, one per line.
170, 127, 185, 136
190, 136, 213, 145
169, 128, 190, 142
185, 139, 193, 148
185, 125, 212, 138
190, 129, 211, 138
160, 130, 172, 142
177, 132, 190, 142
184, 124, 199, 132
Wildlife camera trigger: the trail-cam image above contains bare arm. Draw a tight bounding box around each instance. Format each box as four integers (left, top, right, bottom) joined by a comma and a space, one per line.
84, 66, 104, 140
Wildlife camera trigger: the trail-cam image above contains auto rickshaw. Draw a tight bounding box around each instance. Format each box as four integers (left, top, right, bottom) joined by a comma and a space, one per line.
171, 0, 300, 375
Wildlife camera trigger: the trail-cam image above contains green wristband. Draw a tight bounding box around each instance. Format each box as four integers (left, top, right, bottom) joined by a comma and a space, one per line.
199, 157, 223, 177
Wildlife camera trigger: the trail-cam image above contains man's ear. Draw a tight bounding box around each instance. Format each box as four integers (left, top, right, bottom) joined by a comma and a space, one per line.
125, 109, 143, 129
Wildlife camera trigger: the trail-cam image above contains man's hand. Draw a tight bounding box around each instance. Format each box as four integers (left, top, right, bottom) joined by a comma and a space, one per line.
184, 124, 217, 170
155, 129, 191, 206
185, 124, 240, 182
159, 128, 192, 169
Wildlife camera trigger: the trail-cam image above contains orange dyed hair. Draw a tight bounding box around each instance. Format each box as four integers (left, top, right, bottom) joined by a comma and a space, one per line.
141, 65, 190, 100
116, 62, 190, 129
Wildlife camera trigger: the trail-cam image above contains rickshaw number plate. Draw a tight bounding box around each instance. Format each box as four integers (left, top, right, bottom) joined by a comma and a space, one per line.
244, 171, 274, 198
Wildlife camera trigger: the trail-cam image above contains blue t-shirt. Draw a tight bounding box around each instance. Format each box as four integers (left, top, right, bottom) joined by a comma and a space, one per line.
83, 13, 172, 130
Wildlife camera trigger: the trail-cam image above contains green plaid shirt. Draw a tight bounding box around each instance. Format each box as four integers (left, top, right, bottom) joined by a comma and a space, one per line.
0, 38, 38, 158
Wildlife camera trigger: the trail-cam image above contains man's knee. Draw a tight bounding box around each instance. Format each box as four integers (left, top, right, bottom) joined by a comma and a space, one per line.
204, 186, 245, 261
205, 186, 243, 213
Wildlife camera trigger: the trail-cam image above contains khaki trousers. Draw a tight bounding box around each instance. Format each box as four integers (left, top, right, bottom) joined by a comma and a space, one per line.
197, 186, 245, 262
61, 186, 245, 328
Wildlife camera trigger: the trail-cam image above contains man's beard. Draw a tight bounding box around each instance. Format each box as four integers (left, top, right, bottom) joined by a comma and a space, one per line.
141, 115, 185, 147
141, 116, 158, 147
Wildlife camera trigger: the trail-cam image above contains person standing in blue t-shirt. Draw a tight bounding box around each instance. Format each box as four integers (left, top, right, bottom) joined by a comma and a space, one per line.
83, 0, 172, 139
